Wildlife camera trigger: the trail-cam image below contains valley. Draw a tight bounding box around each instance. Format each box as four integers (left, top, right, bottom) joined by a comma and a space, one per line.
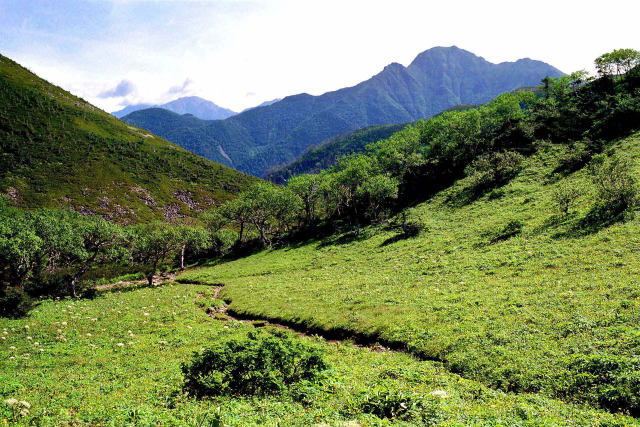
1, 11, 639, 422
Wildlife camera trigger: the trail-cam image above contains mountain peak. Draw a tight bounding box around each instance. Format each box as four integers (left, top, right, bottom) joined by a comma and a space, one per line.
113, 96, 236, 120
121, 46, 564, 177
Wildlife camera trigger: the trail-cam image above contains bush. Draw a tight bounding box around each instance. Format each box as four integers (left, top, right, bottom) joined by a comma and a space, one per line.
554, 141, 596, 175
561, 354, 640, 415
182, 329, 329, 397
358, 389, 441, 422
552, 181, 581, 216
586, 154, 637, 223
465, 151, 524, 195
0, 287, 32, 318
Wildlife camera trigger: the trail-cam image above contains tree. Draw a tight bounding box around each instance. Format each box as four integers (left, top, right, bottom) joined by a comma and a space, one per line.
330, 154, 378, 234
243, 183, 301, 247
373, 125, 424, 180
287, 173, 322, 227
595, 49, 640, 76
175, 225, 210, 270
218, 198, 251, 244
27, 209, 126, 297
64, 216, 126, 297
0, 207, 42, 289
355, 174, 399, 221
541, 76, 553, 99
130, 222, 182, 286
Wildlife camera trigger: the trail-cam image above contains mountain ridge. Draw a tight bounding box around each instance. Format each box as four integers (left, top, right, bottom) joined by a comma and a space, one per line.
0, 54, 256, 223
122, 46, 564, 176
113, 95, 236, 120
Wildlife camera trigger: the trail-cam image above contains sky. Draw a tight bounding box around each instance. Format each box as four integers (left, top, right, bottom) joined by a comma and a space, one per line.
1, 0, 639, 113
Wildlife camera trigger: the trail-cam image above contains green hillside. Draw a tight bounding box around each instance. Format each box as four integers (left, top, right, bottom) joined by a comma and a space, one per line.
177, 57, 640, 419
266, 123, 406, 183
181, 131, 640, 418
123, 47, 562, 177
267, 104, 479, 183
0, 54, 256, 223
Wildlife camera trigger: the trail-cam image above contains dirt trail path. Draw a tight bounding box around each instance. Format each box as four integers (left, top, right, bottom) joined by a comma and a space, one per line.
96, 273, 391, 352
193, 284, 390, 352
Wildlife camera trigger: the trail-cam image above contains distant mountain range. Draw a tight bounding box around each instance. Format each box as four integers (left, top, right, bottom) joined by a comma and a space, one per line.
113, 96, 237, 120
242, 98, 282, 112
122, 46, 564, 177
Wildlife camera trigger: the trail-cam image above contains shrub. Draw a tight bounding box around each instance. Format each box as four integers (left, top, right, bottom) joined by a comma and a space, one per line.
586, 153, 637, 223
182, 329, 329, 397
0, 287, 32, 318
358, 389, 441, 422
561, 354, 640, 415
465, 151, 524, 194
552, 181, 581, 216
554, 141, 596, 175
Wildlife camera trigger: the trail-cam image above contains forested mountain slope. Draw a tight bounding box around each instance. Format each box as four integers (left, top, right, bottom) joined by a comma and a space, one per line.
266, 123, 406, 183
123, 46, 563, 176
267, 104, 479, 182
0, 54, 256, 223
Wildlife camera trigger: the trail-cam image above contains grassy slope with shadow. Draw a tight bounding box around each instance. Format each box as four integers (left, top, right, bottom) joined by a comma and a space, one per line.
179, 133, 640, 416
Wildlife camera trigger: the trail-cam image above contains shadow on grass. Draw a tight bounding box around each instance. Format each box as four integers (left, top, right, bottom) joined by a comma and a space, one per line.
379, 223, 424, 247
96, 274, 175, 296
316, 230, 371, 249
551, 204, 631, 239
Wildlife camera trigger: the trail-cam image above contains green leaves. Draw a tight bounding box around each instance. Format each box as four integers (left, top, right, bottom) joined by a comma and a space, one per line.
595, 49, 640, 76
182, 329, 329, 397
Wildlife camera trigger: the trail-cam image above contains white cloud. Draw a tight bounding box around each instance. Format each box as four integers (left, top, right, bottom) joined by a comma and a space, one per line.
2, 0, 639, 112
98, 79, 136, 98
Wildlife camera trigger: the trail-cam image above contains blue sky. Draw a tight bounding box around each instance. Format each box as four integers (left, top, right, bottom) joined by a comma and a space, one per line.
1, 0, 639, 112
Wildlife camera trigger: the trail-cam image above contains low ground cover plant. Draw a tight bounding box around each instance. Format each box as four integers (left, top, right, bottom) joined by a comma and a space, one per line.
182, 329, 329, 397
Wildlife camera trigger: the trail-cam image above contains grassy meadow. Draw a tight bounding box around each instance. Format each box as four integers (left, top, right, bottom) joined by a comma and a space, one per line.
1, 280, 636, 425
179, 134, 640, 416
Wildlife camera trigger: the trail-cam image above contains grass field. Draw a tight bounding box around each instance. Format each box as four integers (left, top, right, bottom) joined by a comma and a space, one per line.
1, 280, 636, 425
179, 134, 640, 417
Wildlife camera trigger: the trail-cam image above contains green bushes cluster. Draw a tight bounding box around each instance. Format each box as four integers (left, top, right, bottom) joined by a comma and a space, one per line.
181, 329, 329, 397
561, 354, 640, 416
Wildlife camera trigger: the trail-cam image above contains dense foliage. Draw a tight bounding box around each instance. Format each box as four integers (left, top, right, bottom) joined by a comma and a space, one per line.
266, 123, 406, 183
0, 54, 256, 223
182, 329, 328, 397
0, 198, 221, 315
122, 46, 562, 177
